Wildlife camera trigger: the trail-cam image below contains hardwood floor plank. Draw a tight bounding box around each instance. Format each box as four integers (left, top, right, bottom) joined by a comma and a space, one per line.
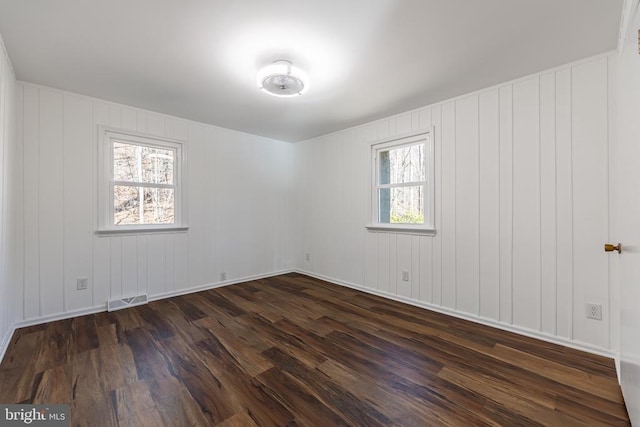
96, 323, 119, 347
157, 299, 210, 344
171, 297, 208, 322
194, 337, 296, 426
215, 413, 260, 427
0, 330, 43, 371
261, 347, 393, 426
73, 315, 100, 354
33, 319, 75, 373
256, 367, 350, 426
320, 309, 624, 417
124, 327, 173, 382
270, 318, 495, 425
196, 325, 273, 377
214, 287, 283, 323
195, 313, 272, 353
33, 364, 72, 403
0, 367, 33, 402
136, 304, 176, 340
98, 343, 138, 392
71, 349, 118, 426
554, 395, 631, 426
438, 366, 590, 426
316, 358, 448, 426
0, 273, 629, 426
119, 406, 165, 427
491, 343, 623, 403
202, 292, 247, 317
112, 380, 156, 421
154, 385, 212, 426
158, 335, 236, 424
237, 314, 328, 369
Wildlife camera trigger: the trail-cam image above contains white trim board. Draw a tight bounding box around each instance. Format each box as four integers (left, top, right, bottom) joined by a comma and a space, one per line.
294, 269, 617, 360
618, 0, 640, 55
1, 268, 615, 366
0, 33, 15, 76
12, 268, 295, 329
0, 269, 294, 365
0, 325, 15, 367
147, 269, 294, 302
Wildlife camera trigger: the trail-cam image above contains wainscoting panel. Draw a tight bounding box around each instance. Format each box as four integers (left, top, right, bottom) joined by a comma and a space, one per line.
478, 89, 500, 321
454, 94, 480, 316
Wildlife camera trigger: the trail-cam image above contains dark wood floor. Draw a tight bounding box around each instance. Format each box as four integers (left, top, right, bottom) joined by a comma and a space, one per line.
0, 273, 629, 426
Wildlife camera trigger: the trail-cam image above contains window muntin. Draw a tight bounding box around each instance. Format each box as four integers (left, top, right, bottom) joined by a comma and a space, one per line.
370, 131, 434, 232
98, 127, 186, 233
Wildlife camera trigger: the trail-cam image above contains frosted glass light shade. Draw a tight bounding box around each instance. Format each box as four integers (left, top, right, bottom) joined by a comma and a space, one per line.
257, 60, 309, 97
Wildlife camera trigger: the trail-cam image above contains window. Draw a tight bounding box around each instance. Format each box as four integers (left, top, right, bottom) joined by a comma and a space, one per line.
98, 127, 187, 233
368, 131, 434, 233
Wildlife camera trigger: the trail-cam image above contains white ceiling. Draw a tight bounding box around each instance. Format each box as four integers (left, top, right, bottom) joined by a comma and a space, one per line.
0, 0, 623, 142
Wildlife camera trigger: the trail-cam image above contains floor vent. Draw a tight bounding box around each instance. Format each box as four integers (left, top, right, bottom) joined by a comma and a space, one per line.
107, 294, 148, 312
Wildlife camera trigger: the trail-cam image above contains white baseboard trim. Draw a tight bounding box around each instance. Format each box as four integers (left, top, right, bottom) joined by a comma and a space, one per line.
13, 305, 107, 329
295, 269, 616, 360
3, 268, 615, 366
147, 269, 295, 302
0, 269, 293, 365
10, 268, 295, 330
0, 325, 16, 366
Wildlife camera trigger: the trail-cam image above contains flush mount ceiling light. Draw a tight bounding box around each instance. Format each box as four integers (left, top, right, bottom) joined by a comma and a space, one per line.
257, 60, 309, 97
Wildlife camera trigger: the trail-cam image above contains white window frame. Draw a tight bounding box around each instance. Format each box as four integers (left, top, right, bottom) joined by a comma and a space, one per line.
97, 126, 188, 234
367, 130, 435, 234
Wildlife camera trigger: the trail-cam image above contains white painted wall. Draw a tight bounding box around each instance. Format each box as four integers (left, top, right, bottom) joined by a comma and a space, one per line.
0, 36, 17, 358
295, 54, 615, 353
13, 82, 295, 324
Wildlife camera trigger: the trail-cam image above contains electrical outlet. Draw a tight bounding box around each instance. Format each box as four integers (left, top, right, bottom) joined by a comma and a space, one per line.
220, 272, 227, 281
77, 277, 89, 290
401, 270, 409, 281
305, 253, 311, 261
586, 303, 602, 320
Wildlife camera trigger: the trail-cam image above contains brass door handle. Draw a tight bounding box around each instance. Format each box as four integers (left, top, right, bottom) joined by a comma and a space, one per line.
604, 243, 622, 253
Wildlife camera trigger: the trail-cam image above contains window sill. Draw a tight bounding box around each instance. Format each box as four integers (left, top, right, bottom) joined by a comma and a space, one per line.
95, 226, 189, 236
365, 225, 436, 236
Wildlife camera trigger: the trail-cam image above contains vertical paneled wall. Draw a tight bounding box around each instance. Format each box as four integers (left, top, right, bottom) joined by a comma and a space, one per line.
295, 54, 614, 351
14, 83, 295, 323
0, 38, 17, 354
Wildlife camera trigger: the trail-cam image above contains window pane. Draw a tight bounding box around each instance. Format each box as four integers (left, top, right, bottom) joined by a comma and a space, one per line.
114, 185, 174, 225
113, 185, 140, 225
142, 188, 174, 224
378, 186, 424, 224
114, 142, 174, 184
379, 143, 425, 185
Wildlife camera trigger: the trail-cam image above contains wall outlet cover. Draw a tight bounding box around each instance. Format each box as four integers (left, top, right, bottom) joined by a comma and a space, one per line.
586, 303, 603, 320
77, 277, 89, 290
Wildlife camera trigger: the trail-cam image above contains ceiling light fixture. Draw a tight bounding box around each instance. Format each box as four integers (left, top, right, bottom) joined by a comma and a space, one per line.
257, 60, 309, 97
